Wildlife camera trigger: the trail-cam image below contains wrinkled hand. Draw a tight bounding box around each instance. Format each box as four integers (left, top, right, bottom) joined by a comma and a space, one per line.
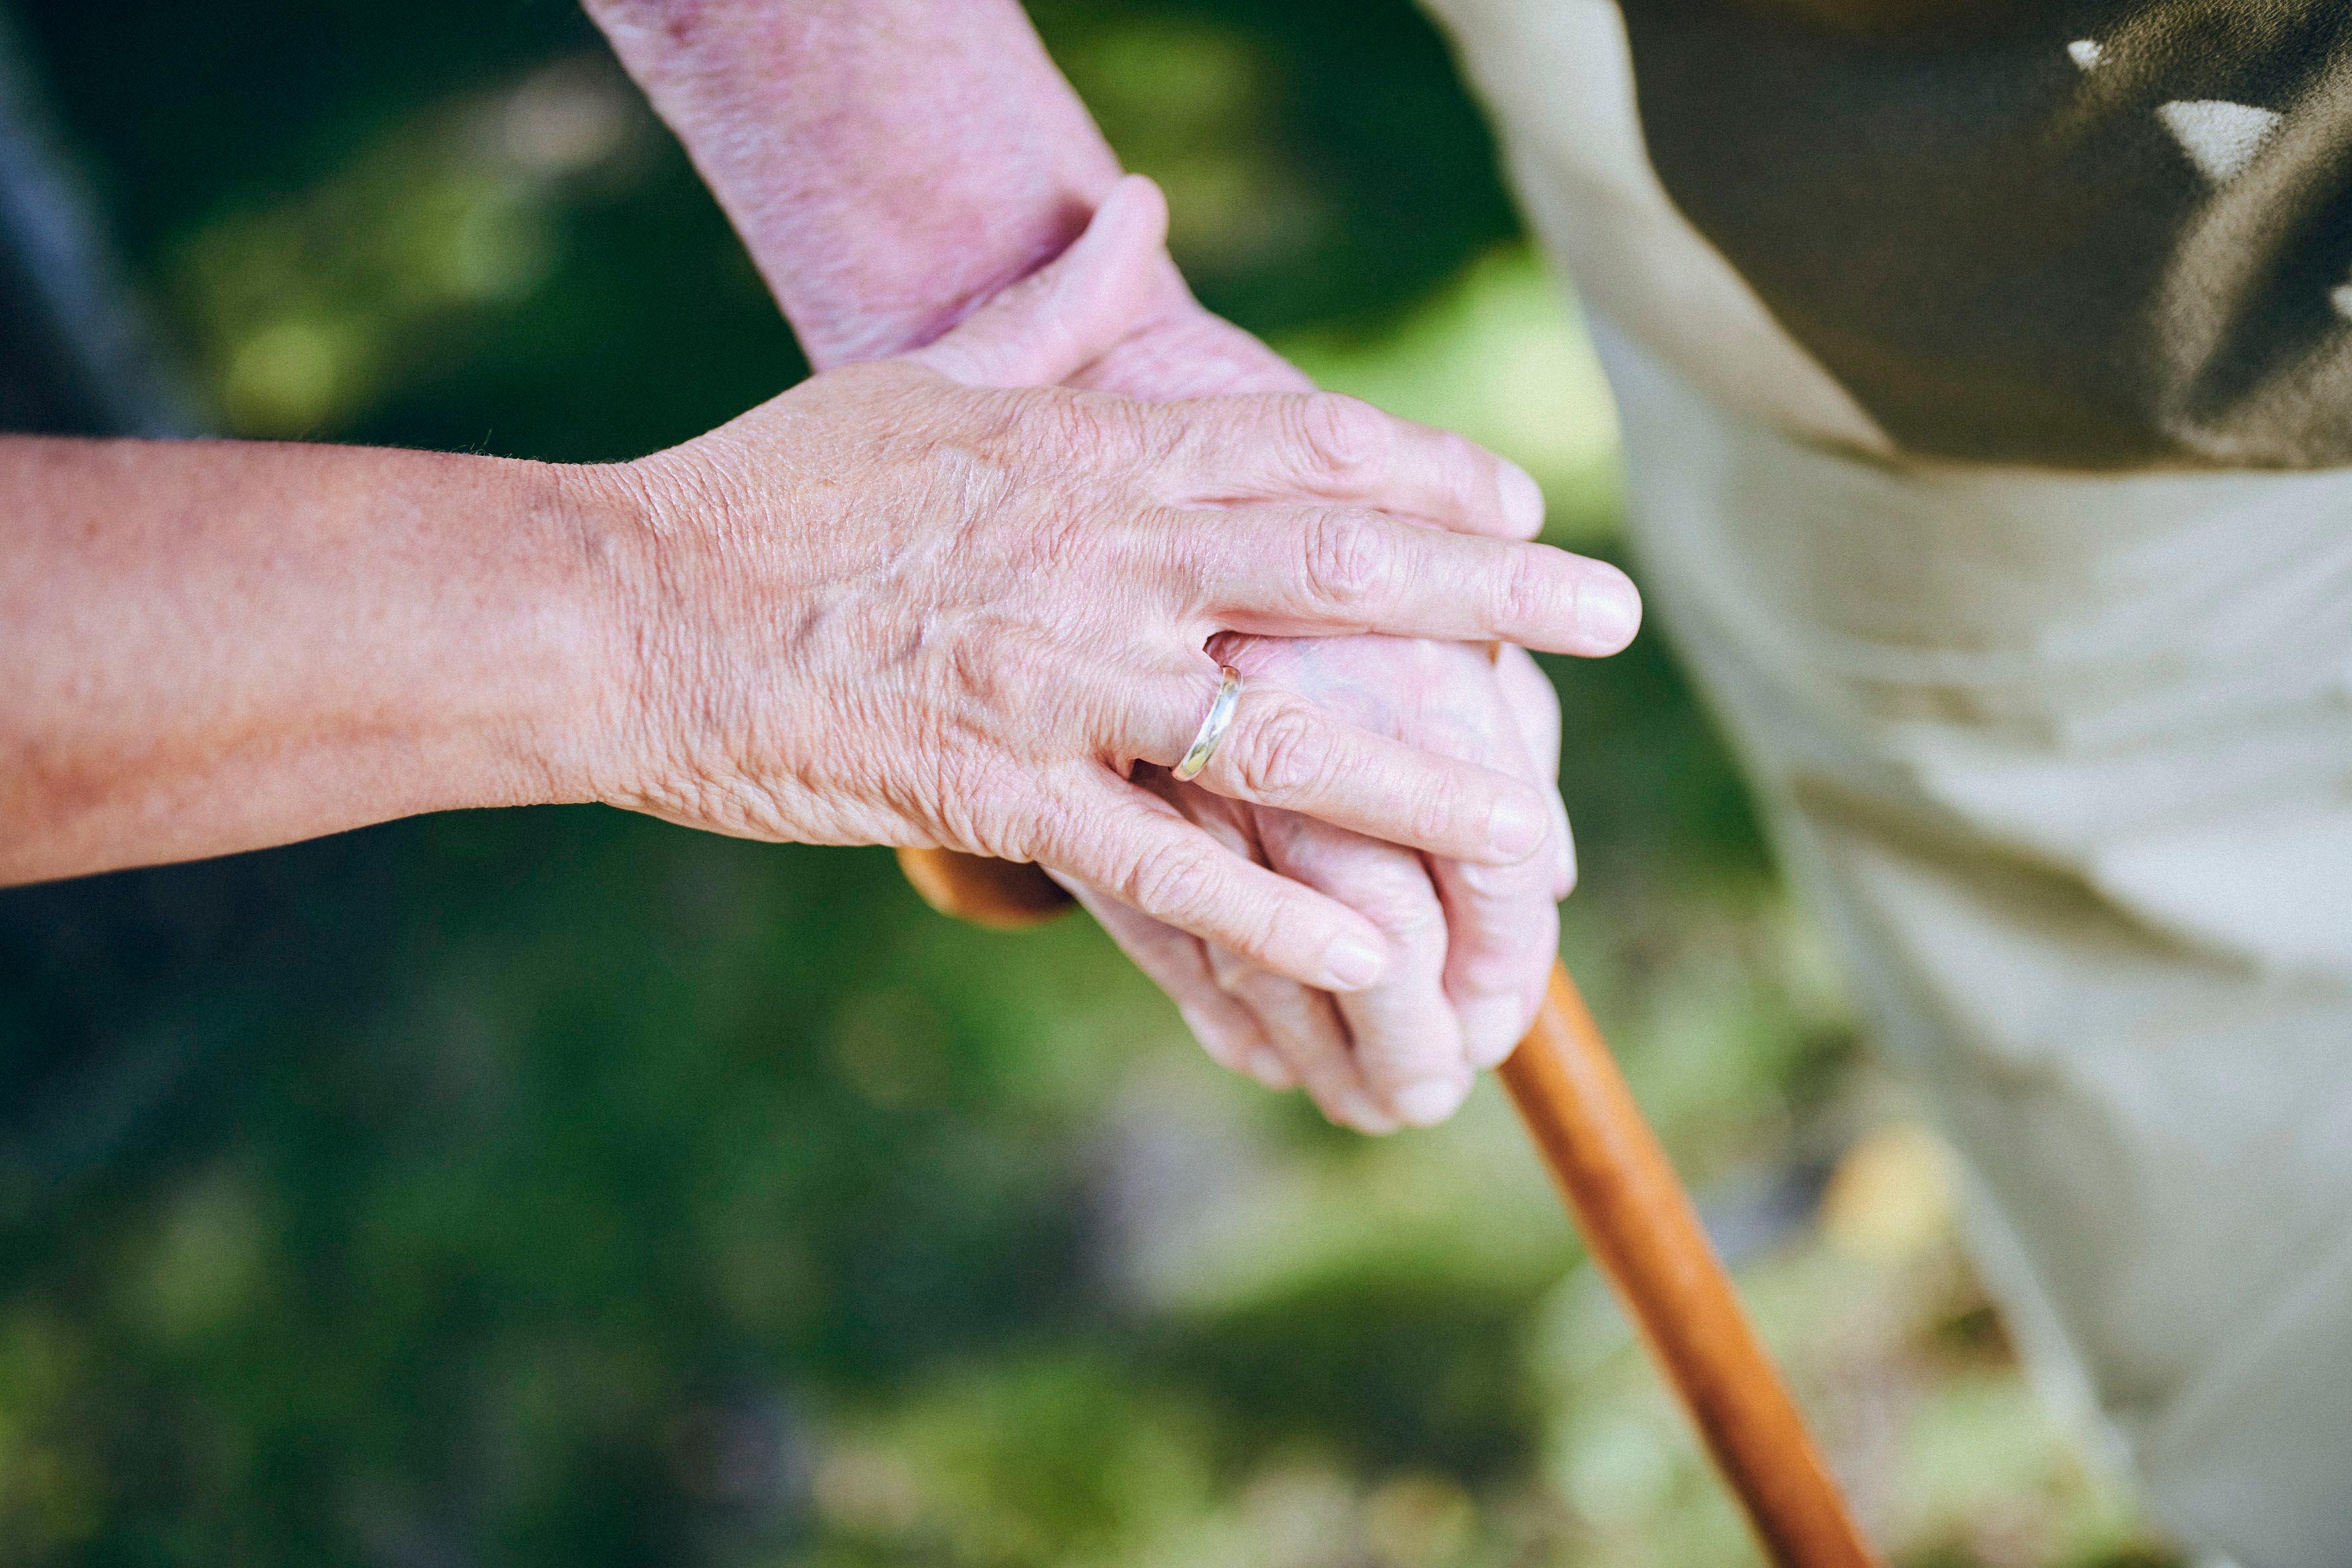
589, 181, 1636, 999
1079, 635, 1571, 1130
1049, 198, 1620, 1132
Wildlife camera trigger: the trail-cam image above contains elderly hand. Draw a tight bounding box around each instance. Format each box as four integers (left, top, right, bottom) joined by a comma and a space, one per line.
586, 181, 1637, 995
1080, 635, 1571, 1131
1040, 196, 1616, 1133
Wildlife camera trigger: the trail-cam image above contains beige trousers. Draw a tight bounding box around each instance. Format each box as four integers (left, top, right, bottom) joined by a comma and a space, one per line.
1421, 2, 2352, 1562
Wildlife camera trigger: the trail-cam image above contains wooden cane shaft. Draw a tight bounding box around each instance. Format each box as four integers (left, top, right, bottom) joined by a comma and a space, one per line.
898, 846, 1074, 928
894, 850, 1875, 1565
1500, 964, 1877, 1568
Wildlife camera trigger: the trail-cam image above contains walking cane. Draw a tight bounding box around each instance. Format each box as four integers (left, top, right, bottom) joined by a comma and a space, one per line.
896, 846, 1879, 1568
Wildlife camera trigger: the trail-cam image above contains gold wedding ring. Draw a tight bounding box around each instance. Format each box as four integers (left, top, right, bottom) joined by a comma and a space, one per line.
1172, 666, 1244, 782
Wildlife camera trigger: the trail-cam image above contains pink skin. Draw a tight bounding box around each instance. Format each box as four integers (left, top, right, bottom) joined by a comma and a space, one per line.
0, 187, 1633, 945
601, 187, 1632, 988
586, 0, 1629, 1131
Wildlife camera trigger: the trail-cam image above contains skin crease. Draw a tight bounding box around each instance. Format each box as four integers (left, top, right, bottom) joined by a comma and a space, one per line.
0, 185, 1640, 1006
586, 0, 1621, 1131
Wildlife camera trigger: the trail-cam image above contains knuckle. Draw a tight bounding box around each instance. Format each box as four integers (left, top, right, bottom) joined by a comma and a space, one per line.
964, 382, 1035, 447
1496, 546, 1555, 629
1123, 838, 1221, 921
1300, 510, 1390, 607
1225, 892, 1289, 971
1352, 877, 1447, 942
1408, 774, 1472, 846
1010, 387, 1111, 467
1454, 852, 1538, 900
1087, 394, 1154, 463
1235, 705, 1334, 801
1298, 392, 1381, 477
1416, 424, 1468, 483
1129, 401, 1192, 470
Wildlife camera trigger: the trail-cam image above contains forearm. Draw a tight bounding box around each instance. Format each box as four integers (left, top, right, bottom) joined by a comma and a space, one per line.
0, 436, 628, 884
588, 0, 1176, 367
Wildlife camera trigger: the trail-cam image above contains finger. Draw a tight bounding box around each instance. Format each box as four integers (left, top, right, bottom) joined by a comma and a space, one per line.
1200, 941, 1395, 1133
1174, 505, 1642, 656
905, 175, 1171, 388
1058, 874, 1294, 1088
1494, 643, 1574, 902
1155, 390, 1544, 539
1258, 813, 1474, 1127
1433, 849, 1560, 1069
1034, 768, 1391, 992
1135, 775, 1387, 1129
1127, 674, 1552, 868
1433, 652, 1567, 1068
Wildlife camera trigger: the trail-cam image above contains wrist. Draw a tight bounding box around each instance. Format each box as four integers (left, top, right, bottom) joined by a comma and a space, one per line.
528, 455, 682, 815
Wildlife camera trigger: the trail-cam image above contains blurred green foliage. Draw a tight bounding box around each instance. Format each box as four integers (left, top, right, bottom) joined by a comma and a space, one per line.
0, 2, 2176, 1565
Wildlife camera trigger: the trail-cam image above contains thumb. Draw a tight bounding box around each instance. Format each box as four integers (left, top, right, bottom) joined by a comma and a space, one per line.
906, 175, 1171, 388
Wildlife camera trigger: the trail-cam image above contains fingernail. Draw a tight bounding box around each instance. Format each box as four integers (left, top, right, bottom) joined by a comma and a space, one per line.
1499, 462, 1547, 538
1393, 1076, 1471, 1127
1486, 789, 1547, 862
1577, 574, 1642, 653
1460, 994, 1529, 1068
1320, 932, 1387, 990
